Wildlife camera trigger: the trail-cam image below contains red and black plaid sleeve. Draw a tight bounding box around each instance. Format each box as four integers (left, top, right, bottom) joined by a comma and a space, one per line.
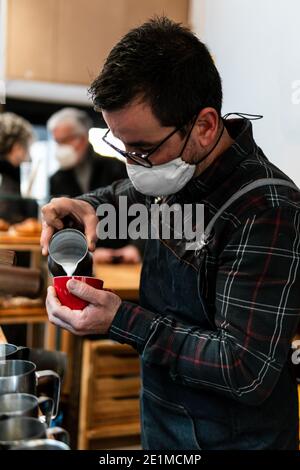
109, 207, 300, 405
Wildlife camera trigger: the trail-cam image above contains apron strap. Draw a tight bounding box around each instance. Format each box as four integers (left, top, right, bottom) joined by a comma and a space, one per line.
197, 178, 299, 250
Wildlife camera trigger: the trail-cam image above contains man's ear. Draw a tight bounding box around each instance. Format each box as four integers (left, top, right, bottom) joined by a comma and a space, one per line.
195, 108, 220, 147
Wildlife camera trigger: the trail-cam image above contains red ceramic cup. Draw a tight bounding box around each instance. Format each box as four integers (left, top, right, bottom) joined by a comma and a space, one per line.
53, 276, 104, 310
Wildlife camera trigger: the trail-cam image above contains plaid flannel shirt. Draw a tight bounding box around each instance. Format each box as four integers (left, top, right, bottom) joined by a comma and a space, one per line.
78, 118, 300, 406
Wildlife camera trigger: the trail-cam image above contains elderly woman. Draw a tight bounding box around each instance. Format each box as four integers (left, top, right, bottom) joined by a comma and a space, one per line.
0, 112, 34, 197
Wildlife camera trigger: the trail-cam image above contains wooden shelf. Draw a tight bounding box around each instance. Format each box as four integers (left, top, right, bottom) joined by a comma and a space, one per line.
0, 234, 42, 251
87, 422, 141, 440
0, 305, 47, 324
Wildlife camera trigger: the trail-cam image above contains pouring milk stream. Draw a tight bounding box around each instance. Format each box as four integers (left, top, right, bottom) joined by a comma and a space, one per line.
48, 229, 93, 277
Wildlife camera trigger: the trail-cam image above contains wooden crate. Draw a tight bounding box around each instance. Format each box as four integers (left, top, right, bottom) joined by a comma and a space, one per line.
78, 339, 141, 449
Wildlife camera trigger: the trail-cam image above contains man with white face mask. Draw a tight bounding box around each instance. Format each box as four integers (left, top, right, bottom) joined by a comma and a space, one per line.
48, 107, 127, 196
47, 107, 141, 263
42, 18, 300, 450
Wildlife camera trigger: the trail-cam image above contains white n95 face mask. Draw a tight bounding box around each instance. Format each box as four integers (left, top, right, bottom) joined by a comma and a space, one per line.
55, 144, 78, 170
126, 157, 196, 196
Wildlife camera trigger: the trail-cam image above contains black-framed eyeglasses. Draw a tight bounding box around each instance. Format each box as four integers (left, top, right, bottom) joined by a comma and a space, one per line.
102, 113, 198, 168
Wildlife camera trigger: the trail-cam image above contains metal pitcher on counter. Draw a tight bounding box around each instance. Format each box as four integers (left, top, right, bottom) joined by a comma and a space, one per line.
0, 393, 54, 427
0, 360, 60, 418
0, 416, 69, 450
0, 343, 29, 361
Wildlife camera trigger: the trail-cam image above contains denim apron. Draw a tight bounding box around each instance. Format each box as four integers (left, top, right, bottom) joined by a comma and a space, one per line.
138, 237, 299, 450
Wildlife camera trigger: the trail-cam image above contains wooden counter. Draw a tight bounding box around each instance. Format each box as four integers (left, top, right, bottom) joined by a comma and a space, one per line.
94, 263, 141, 301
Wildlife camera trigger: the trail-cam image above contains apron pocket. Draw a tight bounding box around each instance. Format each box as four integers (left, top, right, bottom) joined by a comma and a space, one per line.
141, 387, 202, 450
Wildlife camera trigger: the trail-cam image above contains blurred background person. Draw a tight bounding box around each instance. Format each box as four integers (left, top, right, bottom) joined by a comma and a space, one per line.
0, 112, 33, 197
48, 107, 127, 197
0, 112, 37, 223
47, 107, 142, 264
0, 112, 38, 345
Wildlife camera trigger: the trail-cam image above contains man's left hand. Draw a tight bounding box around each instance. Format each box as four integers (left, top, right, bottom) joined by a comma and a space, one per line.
46, 280, 122, 335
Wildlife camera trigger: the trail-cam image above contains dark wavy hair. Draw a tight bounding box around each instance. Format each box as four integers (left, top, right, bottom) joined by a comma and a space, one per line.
89, 16, 222, 127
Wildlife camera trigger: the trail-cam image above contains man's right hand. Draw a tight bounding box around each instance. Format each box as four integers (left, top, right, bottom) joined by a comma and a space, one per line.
40, 197, 98, 255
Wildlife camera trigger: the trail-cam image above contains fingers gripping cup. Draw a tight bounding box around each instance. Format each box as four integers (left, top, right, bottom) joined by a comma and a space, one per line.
48, 229, 104, 309
53, 276, 103, 310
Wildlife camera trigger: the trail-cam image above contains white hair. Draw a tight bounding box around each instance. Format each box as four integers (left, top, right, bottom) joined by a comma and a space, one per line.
47, 107, 93, 135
